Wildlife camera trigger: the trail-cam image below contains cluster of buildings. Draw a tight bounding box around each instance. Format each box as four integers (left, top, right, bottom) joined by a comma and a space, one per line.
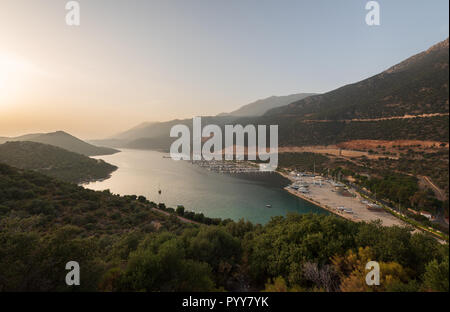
193, 160, 261, 174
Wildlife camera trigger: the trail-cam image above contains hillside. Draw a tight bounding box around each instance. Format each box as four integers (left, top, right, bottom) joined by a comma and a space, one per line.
0, 131, 119, 156
104, 39, 449, 151
220, 93, 316, 117
112, 116, 238, 143
267, 38, 449, 120
249, 114, 449, 147
0, 163, 447, 292
112, 122, 157, 140
0, 141, 117, 183
110, 93, 316, 144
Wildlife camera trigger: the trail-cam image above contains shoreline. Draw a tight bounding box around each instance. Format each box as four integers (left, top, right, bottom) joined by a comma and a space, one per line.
277, 171, 358, 222
276, 170, 405, 227
83, 148, 403, 226
284, 184, 356, 221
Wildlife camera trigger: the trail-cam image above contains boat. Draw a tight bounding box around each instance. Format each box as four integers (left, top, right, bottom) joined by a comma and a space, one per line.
266, 204, 272, 208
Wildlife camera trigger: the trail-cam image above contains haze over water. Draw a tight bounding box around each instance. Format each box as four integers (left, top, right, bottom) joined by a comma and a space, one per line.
84, 149, 328, 224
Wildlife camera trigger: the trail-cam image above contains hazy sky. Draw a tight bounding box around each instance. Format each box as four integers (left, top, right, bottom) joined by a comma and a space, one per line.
0, 0, 448, 139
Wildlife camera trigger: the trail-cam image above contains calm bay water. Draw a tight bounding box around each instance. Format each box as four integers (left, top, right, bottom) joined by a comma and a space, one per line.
84, 149, 327, 224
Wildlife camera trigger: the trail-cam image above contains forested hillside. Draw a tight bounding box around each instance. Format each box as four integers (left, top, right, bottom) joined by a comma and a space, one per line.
0, 141, 117, 183
0, 164, 447, 292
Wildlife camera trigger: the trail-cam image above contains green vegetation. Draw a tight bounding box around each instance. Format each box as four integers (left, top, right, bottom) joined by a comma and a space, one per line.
0, 163, 448, 292
277, 152, 329, 173
355, 173, 419, 209
360, 149, 449, 200
255, 115, 449, 147
278, 150, 449, 236
0, 141, 117, 184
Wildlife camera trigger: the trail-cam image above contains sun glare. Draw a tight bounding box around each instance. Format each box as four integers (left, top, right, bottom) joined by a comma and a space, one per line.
0, 53, 31, 104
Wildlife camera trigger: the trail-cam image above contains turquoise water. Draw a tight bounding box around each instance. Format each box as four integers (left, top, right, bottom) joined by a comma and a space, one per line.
84, 149, 328, 224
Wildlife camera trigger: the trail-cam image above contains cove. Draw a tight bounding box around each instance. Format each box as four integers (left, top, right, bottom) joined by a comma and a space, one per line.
83, 149, 328, 224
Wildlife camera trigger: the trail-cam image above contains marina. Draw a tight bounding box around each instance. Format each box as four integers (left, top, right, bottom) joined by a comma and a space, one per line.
281, 170, 405, 226
191, 159, 263, 174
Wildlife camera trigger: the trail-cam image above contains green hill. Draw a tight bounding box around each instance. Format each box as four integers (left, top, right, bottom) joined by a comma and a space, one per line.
0, 163, 447, 292
0, 141, 117, 183
0, 131, 119, 156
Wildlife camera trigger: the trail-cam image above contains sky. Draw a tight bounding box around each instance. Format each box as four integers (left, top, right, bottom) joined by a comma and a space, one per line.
0, 0, 448, 139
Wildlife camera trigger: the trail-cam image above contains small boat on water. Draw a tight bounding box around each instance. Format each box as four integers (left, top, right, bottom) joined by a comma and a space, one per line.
266, 204, 272, 208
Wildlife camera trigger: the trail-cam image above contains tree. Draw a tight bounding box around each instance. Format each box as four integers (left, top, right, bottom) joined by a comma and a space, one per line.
176, 206, 185, 216
117, 234, 215, 291
422, 256, 449, 292
333, 247, 411, 292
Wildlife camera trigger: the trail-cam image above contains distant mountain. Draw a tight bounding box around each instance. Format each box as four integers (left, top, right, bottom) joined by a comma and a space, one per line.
105, 38, 449, 151
0, 141, 117, 183
112, 122, 157, 140
0, 131, 119, 156
111, 120, 186, 142
110, 94, 316, 143
111, 116, 237, 143
267, 38, 449, 120
221, 93, 316, 117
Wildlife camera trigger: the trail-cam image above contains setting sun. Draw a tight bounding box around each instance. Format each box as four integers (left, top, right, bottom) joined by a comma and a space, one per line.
0, 53, 25, 102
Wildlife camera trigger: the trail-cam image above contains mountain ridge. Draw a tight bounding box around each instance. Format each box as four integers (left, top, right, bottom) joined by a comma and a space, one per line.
101, 38, 449, 151
266, 38, 449, 120
0, 131, 120, 156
